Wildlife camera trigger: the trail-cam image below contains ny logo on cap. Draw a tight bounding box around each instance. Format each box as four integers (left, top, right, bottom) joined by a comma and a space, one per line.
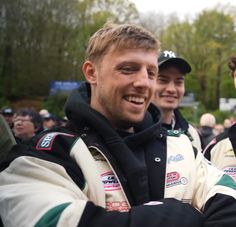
163, 50, 176, 58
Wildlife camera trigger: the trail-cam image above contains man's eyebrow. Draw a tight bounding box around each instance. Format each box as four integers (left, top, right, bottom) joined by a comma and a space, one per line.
148, 65, 158, 71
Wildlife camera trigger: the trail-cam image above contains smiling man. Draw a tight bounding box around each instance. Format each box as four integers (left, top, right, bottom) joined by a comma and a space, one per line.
1, 25, 236, 227
153, 50, 202, 151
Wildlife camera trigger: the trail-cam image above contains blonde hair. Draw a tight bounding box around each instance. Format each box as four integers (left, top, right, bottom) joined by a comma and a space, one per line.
85, 23, 160, 63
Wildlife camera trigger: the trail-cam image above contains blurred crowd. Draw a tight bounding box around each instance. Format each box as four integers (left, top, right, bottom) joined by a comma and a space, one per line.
0, 106, 68, 144
0, 104, 235, 150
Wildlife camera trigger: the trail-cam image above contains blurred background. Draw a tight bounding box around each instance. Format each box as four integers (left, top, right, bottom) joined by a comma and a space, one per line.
0, 0, 236, 124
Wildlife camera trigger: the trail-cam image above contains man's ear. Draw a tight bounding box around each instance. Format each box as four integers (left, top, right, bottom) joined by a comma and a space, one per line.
82, 61, 97, 85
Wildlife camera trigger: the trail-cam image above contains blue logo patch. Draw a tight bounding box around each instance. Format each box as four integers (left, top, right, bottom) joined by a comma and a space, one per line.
168, 154, 184, 164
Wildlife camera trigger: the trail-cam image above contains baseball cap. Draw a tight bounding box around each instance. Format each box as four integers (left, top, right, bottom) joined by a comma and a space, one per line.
42, 113, 56, 121
158, 50, 191, 74
1, 107, 14, 116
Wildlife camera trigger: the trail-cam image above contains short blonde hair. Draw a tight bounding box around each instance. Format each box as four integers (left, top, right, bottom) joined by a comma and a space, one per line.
85, 23, 160, 63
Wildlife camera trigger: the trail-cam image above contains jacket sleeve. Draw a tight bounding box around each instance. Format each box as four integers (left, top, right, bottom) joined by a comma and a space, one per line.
203, 192, 236, 227
193, 151, 236, 227
0, 155, 203, 227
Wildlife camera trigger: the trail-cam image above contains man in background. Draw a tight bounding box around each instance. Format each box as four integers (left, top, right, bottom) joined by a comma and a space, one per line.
204, 56, 236, 181
13, 108, 43, 143
198, 112, 216, 149
0, 106, 14, 129
152, 50, 202, 151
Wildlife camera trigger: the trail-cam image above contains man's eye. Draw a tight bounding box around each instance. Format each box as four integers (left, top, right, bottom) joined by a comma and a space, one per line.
158, 78, 168, 83
148, 71, 157, 80
176, 79, 184, 85
120, 66, 135, 74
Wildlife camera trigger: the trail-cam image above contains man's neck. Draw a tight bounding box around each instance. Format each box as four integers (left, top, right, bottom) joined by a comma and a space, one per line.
161, 110, 174, 125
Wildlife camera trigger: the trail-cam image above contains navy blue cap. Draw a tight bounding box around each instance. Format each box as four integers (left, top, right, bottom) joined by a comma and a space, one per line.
1, 107, 14, 115
158, 50, 191, 74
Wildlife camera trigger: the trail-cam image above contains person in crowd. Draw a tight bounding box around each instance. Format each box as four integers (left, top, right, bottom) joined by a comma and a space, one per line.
223, 118, 233, 132
204, 56, 236, 181
0, 106, 14, 129
13, 108, 43, 144
152, 50, 202, 151
39, 108, 49, 118
198, 112, 216, 149
1, 23, 236, 227
42, 113, 58, 130
214, 123, 224, 136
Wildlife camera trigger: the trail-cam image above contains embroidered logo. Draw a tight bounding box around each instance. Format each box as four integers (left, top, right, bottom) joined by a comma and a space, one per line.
36, 132, 74, 150
223, 166, 236, 177
224, 149, 235, 158
166, 171, 188, 188
168, 154, 184, 164
101, 171, 121, 191
163, 50, 176, 58
106, 201, 129, 212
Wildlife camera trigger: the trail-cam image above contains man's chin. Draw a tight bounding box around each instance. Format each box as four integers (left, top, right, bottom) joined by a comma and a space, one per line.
117, 115, 145, 130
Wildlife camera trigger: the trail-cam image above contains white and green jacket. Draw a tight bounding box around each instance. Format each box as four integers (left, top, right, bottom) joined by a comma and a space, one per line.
204, 124, 236, 181
0, 84, 236, 227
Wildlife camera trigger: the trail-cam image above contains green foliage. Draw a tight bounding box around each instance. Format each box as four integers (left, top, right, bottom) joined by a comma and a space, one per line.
211, 109, 236, 124
1, 1, 236, 114
42, 94, 69, 118
0, 0, 138, 101
179, 103, 206, 125
179, 104, 236, 126
159, 9, 236, 111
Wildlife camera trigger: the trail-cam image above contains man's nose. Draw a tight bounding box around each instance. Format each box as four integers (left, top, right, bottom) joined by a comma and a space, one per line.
134, 69, 151, 88
166, 81, 176, 92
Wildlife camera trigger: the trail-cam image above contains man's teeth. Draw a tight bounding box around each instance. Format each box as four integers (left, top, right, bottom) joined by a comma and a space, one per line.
127, 96, 144, 103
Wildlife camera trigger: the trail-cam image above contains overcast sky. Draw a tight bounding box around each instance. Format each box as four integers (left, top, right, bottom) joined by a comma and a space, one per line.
131, 0, 236, 18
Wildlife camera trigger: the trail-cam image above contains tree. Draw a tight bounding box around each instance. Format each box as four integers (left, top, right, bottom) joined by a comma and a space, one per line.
0, 0, 138, 101
158, 8, 236, 110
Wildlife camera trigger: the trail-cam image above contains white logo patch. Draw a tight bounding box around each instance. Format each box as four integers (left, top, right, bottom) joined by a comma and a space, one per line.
163, 50, 176, 58
101, 171, 121, 191
36, 132, 74, 150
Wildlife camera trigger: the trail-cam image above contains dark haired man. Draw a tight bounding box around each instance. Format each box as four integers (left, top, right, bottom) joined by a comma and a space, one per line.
13, 108, 43, 143
153, 50, 202, 151
204, 56, 236, 181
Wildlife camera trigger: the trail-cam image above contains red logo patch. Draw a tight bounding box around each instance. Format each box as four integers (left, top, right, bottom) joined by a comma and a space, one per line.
101, 171, 121, 191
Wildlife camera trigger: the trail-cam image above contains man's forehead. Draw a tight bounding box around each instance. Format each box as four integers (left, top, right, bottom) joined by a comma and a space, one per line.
159, 66, 184, 74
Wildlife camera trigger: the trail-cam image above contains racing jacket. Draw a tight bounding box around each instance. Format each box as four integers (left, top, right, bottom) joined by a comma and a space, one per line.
203, 123, 236, 181
0, 83, 236, 227
161, 109, 202, 152
172, 109, 202, 152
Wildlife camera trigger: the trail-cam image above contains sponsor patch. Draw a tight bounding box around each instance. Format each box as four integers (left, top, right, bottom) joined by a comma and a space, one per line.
223, 166, 236, 178
106, 201, 129, 212
166, 171, 188, 188
224, 149, 235, 158
36, 132, 74, 150
101, 171, 121, 191
168, 154, 184, 164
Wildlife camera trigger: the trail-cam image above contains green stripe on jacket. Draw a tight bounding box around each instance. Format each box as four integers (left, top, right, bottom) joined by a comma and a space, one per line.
35, 202, 71, 227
